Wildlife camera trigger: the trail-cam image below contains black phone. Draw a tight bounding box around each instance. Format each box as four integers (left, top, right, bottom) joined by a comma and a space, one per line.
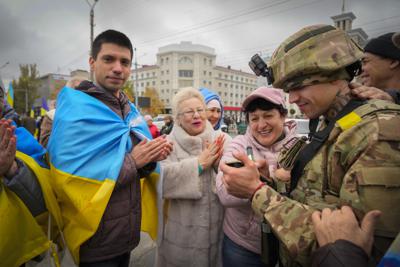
226, 161, 244, 168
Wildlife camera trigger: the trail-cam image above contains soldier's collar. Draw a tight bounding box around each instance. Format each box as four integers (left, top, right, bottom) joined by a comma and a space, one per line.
324, 92, 353, 122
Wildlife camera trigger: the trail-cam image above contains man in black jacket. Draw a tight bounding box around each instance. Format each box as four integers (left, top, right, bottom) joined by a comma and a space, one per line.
351, 32, 400, 104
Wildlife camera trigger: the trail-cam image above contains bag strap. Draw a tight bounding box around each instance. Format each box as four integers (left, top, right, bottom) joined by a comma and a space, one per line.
289, 99, 365, 193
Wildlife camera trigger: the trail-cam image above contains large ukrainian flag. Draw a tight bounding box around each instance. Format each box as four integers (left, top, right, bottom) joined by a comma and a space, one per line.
48, 87, 160, 263
0, 126, 63, 267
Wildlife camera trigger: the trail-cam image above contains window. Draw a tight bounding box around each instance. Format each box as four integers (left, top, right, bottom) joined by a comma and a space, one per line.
218, 82, 222, 87
166, 99, 169, 103
236, 76, 238, 81
152, 72, 155, 77
219, 73, 222, 78
178, 80, 194, 87
235, 85, 238, 89
161, 89, 164, 93
152, 81, 155, 86
224, 92, 227, 96
161, 70, 164, 75
204, 58, 207, 65
224, 83, 228, 88
208, 81, 212, 85
209, 59, 212, 66
146, 82, 149, 86
230, 84, 233, 88
166, 80, 169, 84
166, 89, 169, 93
141, 74, 144, 78
203, 70, 207, 75
161, 81, 164, 85
179, 70, 193, 77
224, 74, 228, 79
179, 56, 193, 64
161, 58, 164, 65
230, 75, 233, 80
166, 70, 169, 74
141, 82, 144, 87
209, 72, 212, 76
218, 91, 222, 95
203, 80, 207, 85
230, 93, 233, 97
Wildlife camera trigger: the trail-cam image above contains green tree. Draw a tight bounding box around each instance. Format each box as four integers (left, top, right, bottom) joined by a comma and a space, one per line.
142, 87, 164, 116
121, 80, 135, 102
13, 64, 41, 114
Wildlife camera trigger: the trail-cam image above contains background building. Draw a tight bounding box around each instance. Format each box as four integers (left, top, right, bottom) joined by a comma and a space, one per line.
132, 41, 258, 118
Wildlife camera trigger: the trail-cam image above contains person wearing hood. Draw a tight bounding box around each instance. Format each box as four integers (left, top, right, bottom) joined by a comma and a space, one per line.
216, 87, 297, 267
200, 87, 232, 141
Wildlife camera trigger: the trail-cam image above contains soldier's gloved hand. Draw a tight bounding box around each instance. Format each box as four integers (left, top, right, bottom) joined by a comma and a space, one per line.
0, 119, 18, 177
312, 206, 381, 256
350, 82, 394, 102
220, 151, 265, 199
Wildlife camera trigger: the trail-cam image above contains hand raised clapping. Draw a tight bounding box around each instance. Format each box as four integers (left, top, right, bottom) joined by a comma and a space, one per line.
130, 135, 173, 169
198, 134, 225, 170
0, 119, 17, 177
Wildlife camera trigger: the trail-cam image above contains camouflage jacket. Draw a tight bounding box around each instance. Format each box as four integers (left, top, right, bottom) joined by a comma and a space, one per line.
252, 99, 400, 267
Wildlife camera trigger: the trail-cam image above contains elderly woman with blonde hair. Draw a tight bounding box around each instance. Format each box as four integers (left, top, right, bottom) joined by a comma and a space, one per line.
156, 87, 226, 267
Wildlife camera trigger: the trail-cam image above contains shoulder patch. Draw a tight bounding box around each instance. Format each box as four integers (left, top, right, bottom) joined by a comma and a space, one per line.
337, 111, 361, 130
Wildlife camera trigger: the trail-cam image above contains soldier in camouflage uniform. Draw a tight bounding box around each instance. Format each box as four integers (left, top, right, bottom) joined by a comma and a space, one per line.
220, 24, 400, 266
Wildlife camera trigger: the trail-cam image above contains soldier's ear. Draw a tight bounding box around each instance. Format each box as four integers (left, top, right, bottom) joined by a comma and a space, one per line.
389, 59, 399, 70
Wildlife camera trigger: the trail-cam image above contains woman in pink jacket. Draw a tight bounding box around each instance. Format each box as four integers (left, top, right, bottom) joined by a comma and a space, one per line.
216, 87, 297, 267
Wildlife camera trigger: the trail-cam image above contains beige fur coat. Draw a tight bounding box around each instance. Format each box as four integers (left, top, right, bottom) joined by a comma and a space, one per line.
156, 121, 225, 267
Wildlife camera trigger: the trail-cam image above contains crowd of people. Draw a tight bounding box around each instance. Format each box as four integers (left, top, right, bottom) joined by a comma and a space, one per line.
0, 25, 399, 267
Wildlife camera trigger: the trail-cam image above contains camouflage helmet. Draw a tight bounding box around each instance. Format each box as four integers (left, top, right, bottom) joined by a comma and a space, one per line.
269, 24, 363, 92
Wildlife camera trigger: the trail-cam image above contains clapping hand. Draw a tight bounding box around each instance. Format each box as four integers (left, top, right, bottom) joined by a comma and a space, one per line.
131, 135, 173, 169
198, 134, 225, 170
0, 119, 18, 177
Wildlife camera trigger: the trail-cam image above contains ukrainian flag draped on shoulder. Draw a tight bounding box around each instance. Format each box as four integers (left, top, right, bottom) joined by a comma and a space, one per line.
48, 87, 160, 263
0, 125, 62, 267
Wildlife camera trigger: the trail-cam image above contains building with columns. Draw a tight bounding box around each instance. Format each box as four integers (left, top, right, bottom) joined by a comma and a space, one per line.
132, 41, 258, 117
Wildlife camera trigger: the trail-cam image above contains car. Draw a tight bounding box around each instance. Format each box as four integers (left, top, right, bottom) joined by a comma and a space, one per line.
292, 118, 309, 138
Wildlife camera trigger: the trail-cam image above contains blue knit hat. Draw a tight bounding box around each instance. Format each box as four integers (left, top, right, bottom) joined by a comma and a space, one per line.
199, 87, 224, 130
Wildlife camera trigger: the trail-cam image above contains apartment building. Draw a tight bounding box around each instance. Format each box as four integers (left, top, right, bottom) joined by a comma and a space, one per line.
132, 41, 258, 117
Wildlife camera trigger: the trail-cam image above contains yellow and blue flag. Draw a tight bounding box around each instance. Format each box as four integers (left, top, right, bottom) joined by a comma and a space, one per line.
0, 125, 63, 267
7, 82, 14, 107
48, 87, 160, 263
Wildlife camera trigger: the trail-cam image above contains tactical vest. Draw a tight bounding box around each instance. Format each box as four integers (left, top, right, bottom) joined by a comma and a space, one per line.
290, 99, 400, 266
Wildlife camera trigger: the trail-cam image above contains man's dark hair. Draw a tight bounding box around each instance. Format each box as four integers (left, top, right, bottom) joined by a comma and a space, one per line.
92, 29, 133, 60
244, 98, 287, 122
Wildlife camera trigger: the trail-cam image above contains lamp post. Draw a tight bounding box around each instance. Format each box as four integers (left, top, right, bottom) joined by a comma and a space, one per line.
86, 0, 99, 81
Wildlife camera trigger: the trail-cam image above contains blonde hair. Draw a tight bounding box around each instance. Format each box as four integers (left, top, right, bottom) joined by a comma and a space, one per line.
172, 87, 206, 120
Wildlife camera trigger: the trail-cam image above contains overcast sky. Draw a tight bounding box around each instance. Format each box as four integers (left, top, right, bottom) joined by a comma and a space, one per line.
0, 0, 399, 83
